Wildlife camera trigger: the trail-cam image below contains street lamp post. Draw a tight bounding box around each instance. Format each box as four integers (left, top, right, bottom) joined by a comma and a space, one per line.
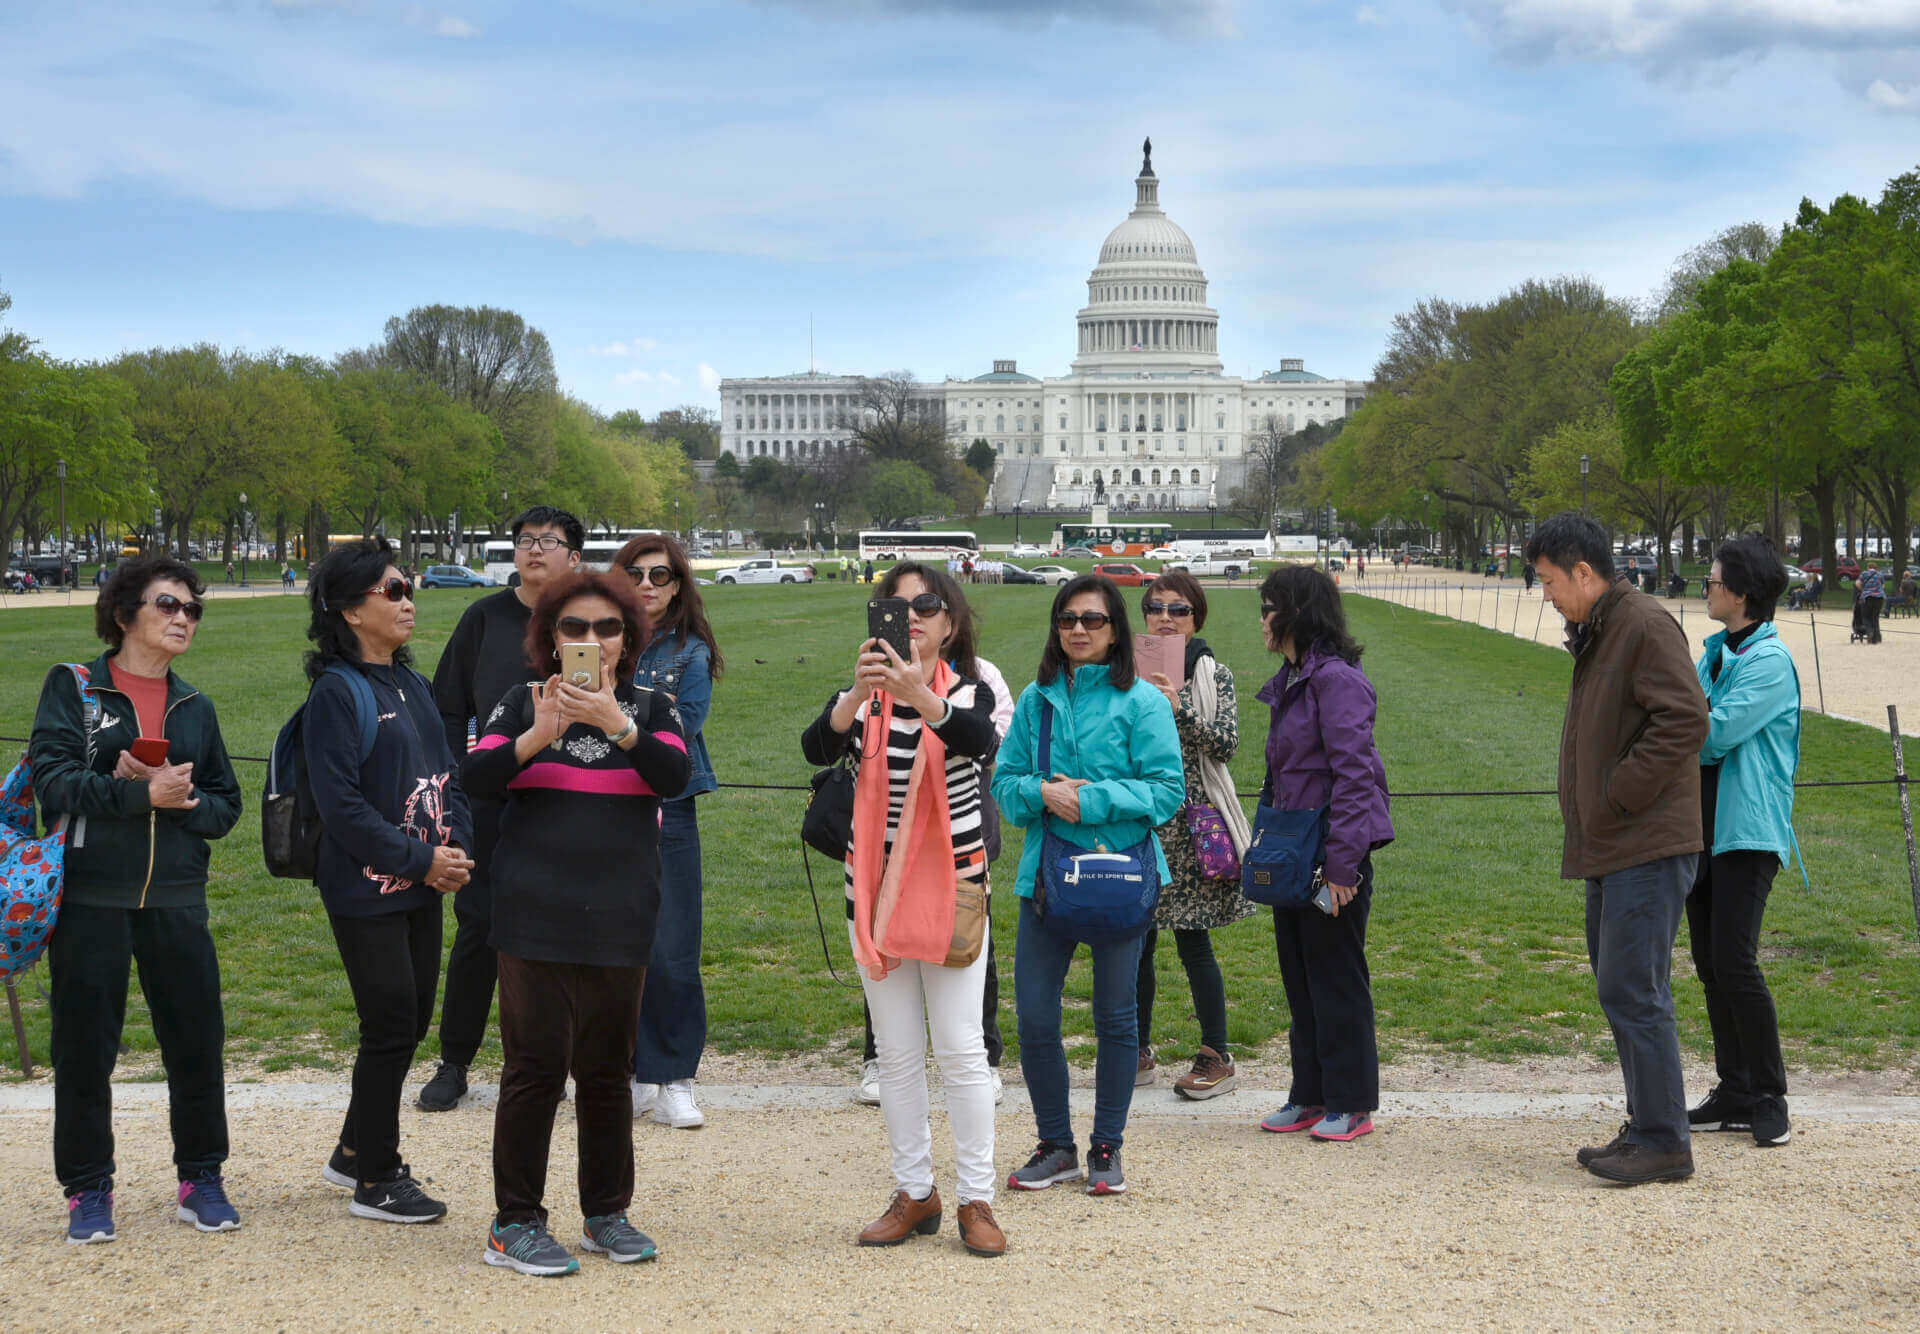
1013, 502, 1022, 544
1208, 502, 1215, 530
238, 492, 250, 587
56, 459, 69, 589
813, 501, 826, 553
1580, 453, 1590, 517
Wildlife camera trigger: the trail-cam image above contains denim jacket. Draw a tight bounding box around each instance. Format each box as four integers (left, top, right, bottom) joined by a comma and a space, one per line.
632, 630, 716, 799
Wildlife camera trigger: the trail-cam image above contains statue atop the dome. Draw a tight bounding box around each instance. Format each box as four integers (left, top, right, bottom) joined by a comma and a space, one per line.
1141, 137, 1153, 175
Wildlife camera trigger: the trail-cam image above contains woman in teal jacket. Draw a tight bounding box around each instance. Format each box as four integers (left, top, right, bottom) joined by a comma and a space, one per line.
994, 575, 1184, 1198
1687, 536, 1800, 1150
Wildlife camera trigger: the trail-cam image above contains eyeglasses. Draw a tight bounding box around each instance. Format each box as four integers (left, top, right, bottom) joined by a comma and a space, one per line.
905, 593, 947, 616
514, 534, 573, 553
1142, 600, 1193, 617
626, 564, 677, 587
366, 578, 413, 603
1055, 611, 1112, 630
558, 615, 625, 639
144, 593, 205, 622
1703, 579, 1725, 590
1260, 603, 1281, 617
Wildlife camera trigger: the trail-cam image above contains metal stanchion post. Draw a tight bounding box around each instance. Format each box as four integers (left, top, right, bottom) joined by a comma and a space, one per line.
1534, 596, 1548, 643
1889, 706, 1920, 940
4, 976, 28, 1075
1810, 611, 1826, 714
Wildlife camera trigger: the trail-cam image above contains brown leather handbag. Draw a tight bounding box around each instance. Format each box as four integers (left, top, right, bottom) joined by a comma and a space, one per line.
943, 859, 989, 968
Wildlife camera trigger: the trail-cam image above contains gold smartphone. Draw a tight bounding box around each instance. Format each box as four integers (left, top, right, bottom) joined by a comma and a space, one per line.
560, 641, 602, 690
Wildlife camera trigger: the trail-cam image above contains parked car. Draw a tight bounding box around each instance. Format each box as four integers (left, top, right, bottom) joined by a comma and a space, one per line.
1007, 542, 1048, 558
1000, 563, 1046, 585
687, 545, 713, 559
1620, 553, 1660, 580
1026, 564, 1076, 586
1165, 554, 1255, 579
1059, 546, 1098, 560
1782, 563, 1810, 587
1800, 556, 1861, 583
1092, 561, 1150, 587
712, 558, 814, 585
1143, 546, 1185, 562
19, 553, 72, 586
419, 564, 496, 589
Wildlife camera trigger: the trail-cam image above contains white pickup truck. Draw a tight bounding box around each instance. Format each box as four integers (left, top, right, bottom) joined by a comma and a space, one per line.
711, 558, 814, 585
1163, 553, 1259, 579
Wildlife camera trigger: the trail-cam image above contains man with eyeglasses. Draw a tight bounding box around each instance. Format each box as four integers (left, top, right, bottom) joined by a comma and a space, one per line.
420, 506, 585, 1112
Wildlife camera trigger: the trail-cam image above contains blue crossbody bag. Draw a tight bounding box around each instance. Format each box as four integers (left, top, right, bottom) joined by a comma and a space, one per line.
1031, 699, 1160, 943
1240, 798, 1329, 907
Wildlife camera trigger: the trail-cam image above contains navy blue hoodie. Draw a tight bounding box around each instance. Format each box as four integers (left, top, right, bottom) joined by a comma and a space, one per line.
305, 657, 475, 918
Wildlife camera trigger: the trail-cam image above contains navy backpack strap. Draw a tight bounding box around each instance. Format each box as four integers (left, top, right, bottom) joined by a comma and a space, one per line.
324, 662, 380, 764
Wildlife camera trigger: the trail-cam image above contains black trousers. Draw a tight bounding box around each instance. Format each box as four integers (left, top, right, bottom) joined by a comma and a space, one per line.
437, 799, 502, 1068
49, 901, 228, 1194
1686, 850, 1787, 1107
1862, 595, 1885, 644
330, 900, 442, 1182
1136, 926, 1230, 1054
864, 928, 1002, 1066
1272, 859, 1378, 1113
493, 953, 645, 1225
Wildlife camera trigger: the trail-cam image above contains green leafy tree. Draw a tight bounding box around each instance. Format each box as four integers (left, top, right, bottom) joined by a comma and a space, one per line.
965, 438, 996, 486
859, 459, 942, 526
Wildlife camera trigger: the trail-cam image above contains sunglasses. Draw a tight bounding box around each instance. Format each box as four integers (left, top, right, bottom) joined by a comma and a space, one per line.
626, 564, 678, 587
514, 534, 573, 552
905, 593, 947, 616
1055, 611, 1112, 630
558, 615, 625, 639
366, 578, 414, 603
145, 593, 205, 622
1142, 600, 1193, 617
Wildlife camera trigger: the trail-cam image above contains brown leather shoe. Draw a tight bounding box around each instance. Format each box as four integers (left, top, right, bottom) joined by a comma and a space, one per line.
1174, 1046, 1238, 1101
1135, 1049, 1157, 1087
1576, 1120, 1630, 1167
857, 1188, 941, 1246
1585, 1142, 1695, 1185
955, 1200, 1006, 1257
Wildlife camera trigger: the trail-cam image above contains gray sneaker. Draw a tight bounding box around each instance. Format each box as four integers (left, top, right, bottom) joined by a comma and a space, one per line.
1006, 1141, 1082, 1191
581, 1214, 658, 1263
1085, 1142, 1125, 1196
484, 1220, 580, 1276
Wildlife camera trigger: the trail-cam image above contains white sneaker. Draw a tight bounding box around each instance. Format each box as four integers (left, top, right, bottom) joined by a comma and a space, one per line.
854, 1059, 882, 1106
631, 1080, 659, 1119
991, 1067, 1004, 1106
651, 1079, 705, 1129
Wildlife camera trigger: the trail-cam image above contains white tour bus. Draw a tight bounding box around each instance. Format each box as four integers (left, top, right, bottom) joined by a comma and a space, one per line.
482, 528, 662, 585
856, 529, 980, 563
1171, 529, 1276, 559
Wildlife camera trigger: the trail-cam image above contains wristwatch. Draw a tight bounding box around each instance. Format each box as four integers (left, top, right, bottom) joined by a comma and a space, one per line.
606, 719, 637, 746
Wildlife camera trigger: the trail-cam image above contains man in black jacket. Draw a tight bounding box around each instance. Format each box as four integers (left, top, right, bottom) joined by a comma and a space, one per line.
418, 506, 584, 1111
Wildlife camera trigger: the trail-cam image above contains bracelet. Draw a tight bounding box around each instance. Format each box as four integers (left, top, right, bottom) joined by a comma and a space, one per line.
606, 719, 637, 746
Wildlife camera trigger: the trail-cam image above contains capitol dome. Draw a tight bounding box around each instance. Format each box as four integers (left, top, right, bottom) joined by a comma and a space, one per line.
1072, 140, 1222, 375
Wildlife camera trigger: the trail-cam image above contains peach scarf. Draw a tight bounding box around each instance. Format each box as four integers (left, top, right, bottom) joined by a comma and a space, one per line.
849, 661, 958, 980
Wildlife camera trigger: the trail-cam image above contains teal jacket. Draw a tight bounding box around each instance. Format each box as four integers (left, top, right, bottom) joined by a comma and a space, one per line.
1695, 620, 1801, 866
992, 663, 1186, 899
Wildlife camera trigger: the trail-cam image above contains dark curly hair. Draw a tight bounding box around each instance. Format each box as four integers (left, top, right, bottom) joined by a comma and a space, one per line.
1714, 533, 1789, 623
1037, 574, 1136, 691
612, 533, 725, 678
305, 538, 413, 681
523, 570, 650, 681
877, 561, 980, 680
1259, 564, 1363, 666
97, 554, 205, 650
1143, 568, 1208, 631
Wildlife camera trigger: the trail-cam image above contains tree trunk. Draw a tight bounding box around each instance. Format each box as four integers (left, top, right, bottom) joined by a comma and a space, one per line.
1809, 472, 1840, 586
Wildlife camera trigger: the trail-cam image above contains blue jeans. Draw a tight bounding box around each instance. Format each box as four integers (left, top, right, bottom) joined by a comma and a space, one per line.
1014, 896, 1143, 1150
633, 798, 706, 1083
1586, 853, 1697, 1153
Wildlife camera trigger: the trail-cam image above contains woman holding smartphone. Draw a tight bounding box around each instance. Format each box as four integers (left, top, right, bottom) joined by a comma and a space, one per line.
799, 562, 1004, 1257
992, 575, 1185, 1198
615, 534, 723, 1131
463, 570, 689, 1277
1252, 565, 1393, 1143
306, 540, 475, 1224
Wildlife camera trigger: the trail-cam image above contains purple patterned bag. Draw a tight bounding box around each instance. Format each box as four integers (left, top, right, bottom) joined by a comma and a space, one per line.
1184, 801, 1241, 881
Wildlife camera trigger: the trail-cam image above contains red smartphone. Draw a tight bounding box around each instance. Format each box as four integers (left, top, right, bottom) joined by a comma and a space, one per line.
128, 737, 170, 766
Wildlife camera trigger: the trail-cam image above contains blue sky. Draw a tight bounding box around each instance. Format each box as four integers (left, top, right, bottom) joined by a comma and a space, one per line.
5, 0, 1920, 417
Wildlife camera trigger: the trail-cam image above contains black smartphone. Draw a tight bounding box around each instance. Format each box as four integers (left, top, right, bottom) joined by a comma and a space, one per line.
867, 597, 911, 661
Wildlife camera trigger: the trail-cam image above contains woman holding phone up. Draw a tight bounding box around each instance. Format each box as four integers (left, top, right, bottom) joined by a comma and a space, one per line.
463, 570, 688, 1277
800, 562, 1004, 1257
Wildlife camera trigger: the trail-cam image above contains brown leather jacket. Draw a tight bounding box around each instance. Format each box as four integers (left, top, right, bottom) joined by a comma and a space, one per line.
1554, 579, 1708, 880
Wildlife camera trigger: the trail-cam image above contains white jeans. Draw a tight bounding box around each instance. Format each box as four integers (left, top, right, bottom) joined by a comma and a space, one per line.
851, 924, 995, 1205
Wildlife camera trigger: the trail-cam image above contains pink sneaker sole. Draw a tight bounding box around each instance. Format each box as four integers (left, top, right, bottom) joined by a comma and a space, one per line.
1310, 1117, 1374, 1142
1259, 1109, 1325, 1134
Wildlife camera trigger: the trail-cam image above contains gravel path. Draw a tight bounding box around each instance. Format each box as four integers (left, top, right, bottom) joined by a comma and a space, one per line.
8, 1067, 1920, 1331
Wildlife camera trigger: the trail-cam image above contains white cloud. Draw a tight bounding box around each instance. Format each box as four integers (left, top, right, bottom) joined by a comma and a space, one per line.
697, 363, 721, 392
1355, 5, 1385, 26
613, 368, 653, 385
1448, 1, 1920, 66
1868, 78, 1917, 109
434, 15, 479, 38
593, 337, 661, 357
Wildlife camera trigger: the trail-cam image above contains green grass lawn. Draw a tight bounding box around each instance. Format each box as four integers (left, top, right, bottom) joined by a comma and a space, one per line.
1, 579, 1914, 1079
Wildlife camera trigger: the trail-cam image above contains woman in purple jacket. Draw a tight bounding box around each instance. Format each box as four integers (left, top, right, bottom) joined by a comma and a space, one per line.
1252, 566, 1394, 1143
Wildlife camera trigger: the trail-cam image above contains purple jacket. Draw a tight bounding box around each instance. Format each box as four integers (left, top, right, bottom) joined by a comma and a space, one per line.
1255, 647, 1394, 887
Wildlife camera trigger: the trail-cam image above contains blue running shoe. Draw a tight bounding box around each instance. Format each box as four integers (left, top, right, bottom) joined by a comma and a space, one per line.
177, 1173, 241, 1232
484, 1220, 580, 1277
66, 1184, 115, 1245
581, 1214, 658, 1263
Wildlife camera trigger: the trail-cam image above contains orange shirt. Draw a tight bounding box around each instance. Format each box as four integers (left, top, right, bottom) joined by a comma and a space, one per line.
108, 659, 168, 739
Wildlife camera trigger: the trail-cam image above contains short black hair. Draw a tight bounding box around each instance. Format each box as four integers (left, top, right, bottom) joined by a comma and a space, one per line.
1037, 575, 1136, 691
1258, 564, 1362, 666
1524, 513, 1615, 581
1714, 533, 1788, 622
510, 505, 585, 553
1144, 568, 1208, 631
305, 538, 413, 680
96, 555, 205, 650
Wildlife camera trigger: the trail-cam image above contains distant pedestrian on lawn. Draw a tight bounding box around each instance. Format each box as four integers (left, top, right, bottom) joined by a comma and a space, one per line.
1252, 566, 1393, 1144
1689, 536, 1801, 1148
32, 555, 244, 1244
306, 541, 474, 1223
616, 534, 723, 1131
421, 506, 584, 1113
1857, 562, 1886, 644
464, 569, 688, 1274
802, 561, 1006, 1256
1528, 513, 1708, 1186
1133, 570, 1254, 1100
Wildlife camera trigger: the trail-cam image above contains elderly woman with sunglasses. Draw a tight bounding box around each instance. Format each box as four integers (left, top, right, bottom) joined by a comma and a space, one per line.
993, 575, 1184, 1199
462, 570, 689, 1276
30, 555, 244, 1244
800, 562, 1005, 1257
305, 540, 475, 1225
1132, 570, 1254, 1100
614, 535, 724, 1131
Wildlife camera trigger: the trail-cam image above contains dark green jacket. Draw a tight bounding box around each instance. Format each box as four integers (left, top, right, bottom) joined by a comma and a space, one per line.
28, 651, 243, 909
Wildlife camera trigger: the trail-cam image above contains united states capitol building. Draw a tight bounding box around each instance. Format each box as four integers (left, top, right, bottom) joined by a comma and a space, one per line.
717, 142, 1367, 513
